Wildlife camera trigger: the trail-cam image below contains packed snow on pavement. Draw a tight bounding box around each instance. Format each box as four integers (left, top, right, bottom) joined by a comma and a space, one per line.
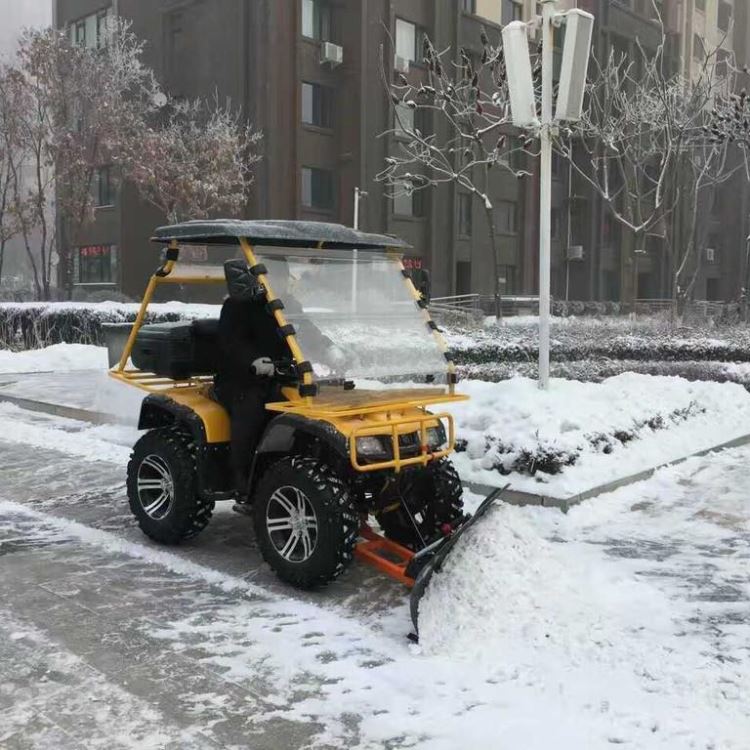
0, 399, 748, 748
0, 343, 108, 374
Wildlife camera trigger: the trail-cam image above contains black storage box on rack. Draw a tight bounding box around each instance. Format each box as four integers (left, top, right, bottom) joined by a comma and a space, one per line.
131, 320, 220, 380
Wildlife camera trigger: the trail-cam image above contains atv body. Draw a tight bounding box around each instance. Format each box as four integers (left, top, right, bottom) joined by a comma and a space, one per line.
111, 220, 469, 596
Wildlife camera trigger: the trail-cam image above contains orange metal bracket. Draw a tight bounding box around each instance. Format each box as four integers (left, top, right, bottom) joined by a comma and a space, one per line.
354, 524, 416, 587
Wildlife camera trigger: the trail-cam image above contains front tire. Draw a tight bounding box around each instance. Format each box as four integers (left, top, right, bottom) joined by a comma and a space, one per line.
376, 458, 465, 550
253, 456, 358, 589
127, 427, 213, 544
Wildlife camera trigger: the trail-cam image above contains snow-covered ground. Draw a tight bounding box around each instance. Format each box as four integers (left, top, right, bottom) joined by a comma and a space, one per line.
420, 450, 750, 748
0, 402, 748, 748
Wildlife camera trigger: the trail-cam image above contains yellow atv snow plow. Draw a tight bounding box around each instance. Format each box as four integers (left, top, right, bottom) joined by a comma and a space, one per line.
110, 219, 500, 630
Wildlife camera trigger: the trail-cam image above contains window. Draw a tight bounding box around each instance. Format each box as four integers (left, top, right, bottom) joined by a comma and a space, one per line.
395, 18, 426, 64
718, 2, 731, 33
456, 261, 472, 296
706, 277, 720, 301
496, 200, 518, 234
69, 7, 112, 49
94, 166, 115, 207
302, 0, 331, 41
502, 0, 523, 23
77, 245, 116, 284
301, 82, 334, 128
693, 34, 704, 61
393, 185, 424, 217
458, 194, 472, 237
461, 0, 477, 13
301, 166, 334, 210
394, 102, 415, 137
501, 264, 516, 294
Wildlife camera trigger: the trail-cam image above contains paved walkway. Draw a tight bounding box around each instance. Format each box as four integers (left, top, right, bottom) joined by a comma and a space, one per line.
1, 401, 749, 748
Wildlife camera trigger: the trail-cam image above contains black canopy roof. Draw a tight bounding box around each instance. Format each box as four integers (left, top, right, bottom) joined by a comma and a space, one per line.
151, 219, 411, 250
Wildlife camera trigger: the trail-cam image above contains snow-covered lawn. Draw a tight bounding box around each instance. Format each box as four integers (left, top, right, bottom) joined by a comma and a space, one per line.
449, 374, 750, 497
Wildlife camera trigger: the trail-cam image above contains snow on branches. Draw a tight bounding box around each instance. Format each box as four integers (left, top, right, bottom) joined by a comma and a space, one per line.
377, 29, 540, 319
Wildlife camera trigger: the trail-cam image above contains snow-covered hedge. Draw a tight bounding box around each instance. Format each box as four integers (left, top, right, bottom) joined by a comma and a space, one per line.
447, 375, 750, 495
447, 320, 750, 365
0, 302, 218, 350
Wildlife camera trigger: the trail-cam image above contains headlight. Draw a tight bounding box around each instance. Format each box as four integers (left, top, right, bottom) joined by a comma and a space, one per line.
425, 424, 447, 451
356, 435, 389, 457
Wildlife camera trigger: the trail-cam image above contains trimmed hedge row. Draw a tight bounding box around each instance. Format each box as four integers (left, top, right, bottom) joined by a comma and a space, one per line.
455, 402, 705, 478
0, 304, 185, 350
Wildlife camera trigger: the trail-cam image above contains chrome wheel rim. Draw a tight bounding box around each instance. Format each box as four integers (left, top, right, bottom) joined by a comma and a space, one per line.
266, 486, 318, 563
137, 454, 174, 520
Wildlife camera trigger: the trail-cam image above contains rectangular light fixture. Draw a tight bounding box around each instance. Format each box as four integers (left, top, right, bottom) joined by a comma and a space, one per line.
501, 21, 538, 128
555, 9, 594, 122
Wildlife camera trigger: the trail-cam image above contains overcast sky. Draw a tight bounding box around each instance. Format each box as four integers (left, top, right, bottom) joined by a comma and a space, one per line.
0, 0, 52, 57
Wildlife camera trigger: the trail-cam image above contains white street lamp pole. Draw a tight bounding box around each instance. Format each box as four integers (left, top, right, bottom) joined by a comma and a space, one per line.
503, 3, 593, 391
352, 187, 367, 312
538, 0, 555, 391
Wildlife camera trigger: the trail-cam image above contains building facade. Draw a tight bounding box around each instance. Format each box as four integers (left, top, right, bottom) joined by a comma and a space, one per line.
54, 0, 750, 304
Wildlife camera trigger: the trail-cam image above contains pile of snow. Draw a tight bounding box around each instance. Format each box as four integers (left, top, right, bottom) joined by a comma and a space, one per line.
418, 449, 750, 748
448, 374, 750, 496
0, 343, 107, 374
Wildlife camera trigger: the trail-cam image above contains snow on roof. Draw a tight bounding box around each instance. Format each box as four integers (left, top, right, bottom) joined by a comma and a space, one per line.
151, 219, 412, 250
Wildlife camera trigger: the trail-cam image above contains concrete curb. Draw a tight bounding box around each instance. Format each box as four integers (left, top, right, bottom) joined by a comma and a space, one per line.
4, 388, 750, 511
0, 392, 118, 426
467, 430, 750, 511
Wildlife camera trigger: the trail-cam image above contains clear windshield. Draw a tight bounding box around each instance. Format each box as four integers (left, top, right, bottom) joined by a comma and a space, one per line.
256, 248, 447, 382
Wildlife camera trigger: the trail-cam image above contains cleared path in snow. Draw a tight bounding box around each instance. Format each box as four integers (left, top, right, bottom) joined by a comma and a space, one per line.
1, 403, 749, 748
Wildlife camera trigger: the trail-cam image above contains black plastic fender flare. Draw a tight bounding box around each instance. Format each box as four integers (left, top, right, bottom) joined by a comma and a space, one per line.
248, 412, 349, 493
137, 394, 232, 499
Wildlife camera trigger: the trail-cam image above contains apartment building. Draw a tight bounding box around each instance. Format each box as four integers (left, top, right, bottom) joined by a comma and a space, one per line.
55, 0, 543, 300
54, 0, 750, 304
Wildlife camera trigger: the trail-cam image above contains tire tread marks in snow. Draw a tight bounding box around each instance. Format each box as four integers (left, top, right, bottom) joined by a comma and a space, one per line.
126, 427, 214, 544
253, 456, 358, 589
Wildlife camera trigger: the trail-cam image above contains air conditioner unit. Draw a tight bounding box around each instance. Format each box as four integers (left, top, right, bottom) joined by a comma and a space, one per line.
706, 247, 716, 262
320, 42, 343, 67
394, 55, 410, 74
567, 245, 584, 261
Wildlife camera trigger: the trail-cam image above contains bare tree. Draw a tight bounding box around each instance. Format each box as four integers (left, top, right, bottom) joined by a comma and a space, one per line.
8, 21, 165, 298
557, 19, 735, 309
0, 71, 20, 288
0, 60, 56, 300
124, 97, 262, 224
377, 32, 537, 320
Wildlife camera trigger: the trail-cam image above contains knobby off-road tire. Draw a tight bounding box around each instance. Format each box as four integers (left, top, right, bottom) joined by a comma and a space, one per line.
127, 427, 214, 544
377, 458, 465, 550
253, 456, 358, 589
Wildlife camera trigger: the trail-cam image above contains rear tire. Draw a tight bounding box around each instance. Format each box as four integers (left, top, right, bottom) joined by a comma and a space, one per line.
253, 456, 358, 589
127, 427, 214, 544
377, 458, 465, 550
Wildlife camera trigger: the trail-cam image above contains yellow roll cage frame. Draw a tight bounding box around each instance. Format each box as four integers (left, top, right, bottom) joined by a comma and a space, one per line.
110, 236, 468, 473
